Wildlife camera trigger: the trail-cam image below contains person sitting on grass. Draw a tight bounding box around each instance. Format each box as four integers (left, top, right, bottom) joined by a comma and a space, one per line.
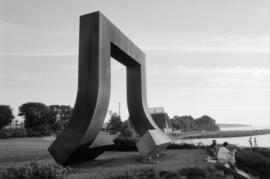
217, 142, 237, 171
207, 139, 219, 160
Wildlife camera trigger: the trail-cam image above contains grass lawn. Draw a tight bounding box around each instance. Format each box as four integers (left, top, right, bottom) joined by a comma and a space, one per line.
0, 137, 51, 165
0, 137, 210, 179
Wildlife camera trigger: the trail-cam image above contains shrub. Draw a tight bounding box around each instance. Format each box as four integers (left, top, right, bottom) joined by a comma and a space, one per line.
26, 129, 43, 137
0, 161, 70, 179
107, 171, 135, 179
119, 120, 134, 138
158, 170, 181, 179
106, 168, 160, 179
108, 114, 122, 134
235, 147, 270, 179
0, 129, 27, 138
0, 129, 12, 139
26, 125, 51, 137
12, 129, 27, 138
106, 167, 216, 179
135, 168, 159, 179
252, 147, 270, 158
112, 137, 209, 151
113, 137, 138, 151
168, 143, 207, 150
180, 167, 214, 179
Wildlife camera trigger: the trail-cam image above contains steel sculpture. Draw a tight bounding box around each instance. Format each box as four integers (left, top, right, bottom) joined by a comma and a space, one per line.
48, 11, 171, 166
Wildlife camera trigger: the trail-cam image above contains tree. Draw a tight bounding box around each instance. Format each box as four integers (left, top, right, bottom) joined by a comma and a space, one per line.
0, 105, 14, 129
18, 102, 52, 135
48, 105, 61, 122
171, 115, 195, 131
58, 105, 73, 121
194, 115, 219, 131
108, 113, 122, 134
48, 105, 73, 133
171, 115, 219, 132
119, 120, 133, 137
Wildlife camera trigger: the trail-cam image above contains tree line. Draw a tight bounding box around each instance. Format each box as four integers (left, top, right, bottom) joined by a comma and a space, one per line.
0, 103, 219, 138
0, 102, 132, 138
171, 115, 219, 132
0, 103, 73, 137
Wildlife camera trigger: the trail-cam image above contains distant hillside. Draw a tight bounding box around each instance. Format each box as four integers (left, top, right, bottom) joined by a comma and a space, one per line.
217, 123, 252, 128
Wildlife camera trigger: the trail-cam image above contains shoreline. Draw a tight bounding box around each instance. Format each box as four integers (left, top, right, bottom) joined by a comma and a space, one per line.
173, 129, 270, 139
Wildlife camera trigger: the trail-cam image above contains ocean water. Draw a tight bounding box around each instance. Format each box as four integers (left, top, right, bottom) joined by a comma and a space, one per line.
175, 126, 270, 147
220, 126, 270, 131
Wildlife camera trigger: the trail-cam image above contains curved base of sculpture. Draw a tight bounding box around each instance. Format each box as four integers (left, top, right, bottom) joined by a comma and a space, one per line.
49, 131, 114, 165
137, 129, 171, 160
48, 11, 171, 166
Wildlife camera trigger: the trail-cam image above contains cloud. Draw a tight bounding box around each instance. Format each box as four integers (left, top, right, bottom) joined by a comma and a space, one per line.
0, 20, 78, 55
143, 36, 270, 53
0, 52, 77, 57
178, 106, 270, 111
147, 65, 270, 89
170, 65, 270, 77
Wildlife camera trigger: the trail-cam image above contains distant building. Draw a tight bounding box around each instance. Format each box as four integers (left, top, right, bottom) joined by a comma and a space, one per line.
149, 107, 172, 134
149, 107, 164, 114
5, 119, 24, 130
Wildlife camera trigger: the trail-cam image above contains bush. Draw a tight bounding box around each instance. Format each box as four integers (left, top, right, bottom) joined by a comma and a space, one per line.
119, 120, 134, 138
235, 147, 270, 179
107, 171, 135, 179
252, 147, 270, 158
180, 167, 215, 179
0, 129, 28, 138
158, 170, 181, 179
113, 137, 138, 151
108, 114, 122, 134
113, 137, 208, 151
0, 161, 70, 179
168, 143, 207, 150
11, 129, 27, 138
26, 129, 44, 137
26, 124, 51, 137
106, 167, 216, 179
0, 129, 12, 139
135, 168, 159, 179
106, 168, 160, 179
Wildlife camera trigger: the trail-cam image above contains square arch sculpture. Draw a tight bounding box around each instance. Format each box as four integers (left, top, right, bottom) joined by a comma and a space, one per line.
48, 11, 171, 166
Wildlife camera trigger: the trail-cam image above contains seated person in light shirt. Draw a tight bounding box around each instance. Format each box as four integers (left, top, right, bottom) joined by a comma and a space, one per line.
217, 142, 237, 170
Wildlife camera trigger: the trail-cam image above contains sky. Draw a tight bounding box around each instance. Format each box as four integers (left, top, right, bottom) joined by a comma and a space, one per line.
0, 0, 270, 126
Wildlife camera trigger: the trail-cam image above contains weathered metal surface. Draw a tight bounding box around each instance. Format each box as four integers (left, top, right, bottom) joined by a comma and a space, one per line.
48, 11, 171, 166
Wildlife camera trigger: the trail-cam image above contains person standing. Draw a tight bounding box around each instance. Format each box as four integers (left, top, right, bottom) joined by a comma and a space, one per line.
248, 137, 253, 147
254, 137, 258, 147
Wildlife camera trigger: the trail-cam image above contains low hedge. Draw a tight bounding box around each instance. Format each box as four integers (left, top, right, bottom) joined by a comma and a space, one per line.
235, 147, 270, 179
167, 143, 207, 150
113, 137, 138, 151
113, 137, 208, 151
0, 129, 38, 138
0, 161, 70, 179
106, 166, 216, 179
0, 129, 12, 139
12, 129, 27, 138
